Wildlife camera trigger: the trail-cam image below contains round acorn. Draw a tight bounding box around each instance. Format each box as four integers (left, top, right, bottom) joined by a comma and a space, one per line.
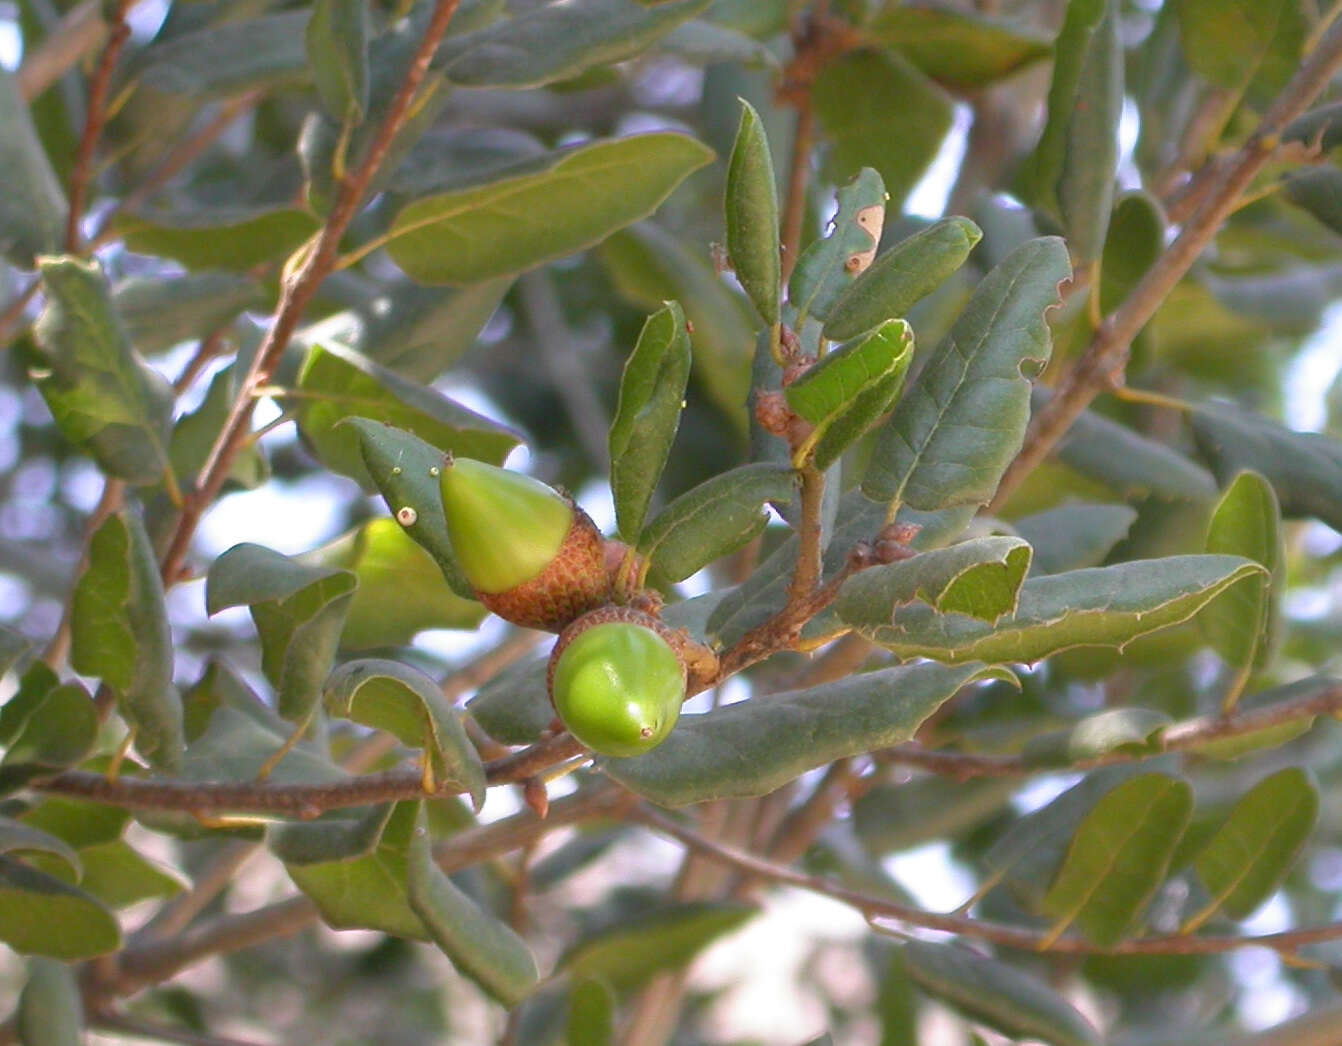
438, 455, 609, 632
547, 606, 686, 758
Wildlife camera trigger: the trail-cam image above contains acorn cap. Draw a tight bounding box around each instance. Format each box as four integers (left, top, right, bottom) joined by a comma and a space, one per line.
439, 456, 610, 632
548, 606, 686, 758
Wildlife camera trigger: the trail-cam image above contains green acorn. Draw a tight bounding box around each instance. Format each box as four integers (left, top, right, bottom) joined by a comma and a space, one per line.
438, 455, 609, 632
547, 606, 686, 757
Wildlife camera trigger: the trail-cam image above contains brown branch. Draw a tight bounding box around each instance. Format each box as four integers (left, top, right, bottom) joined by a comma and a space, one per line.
636, 805, 1342, 956
64, 0, 132, 252
887, 679, 1342, 780
780, 100, 815, 283
156, 0, 462, 586
0, 279, 40, 349
990, 17, 1342, 512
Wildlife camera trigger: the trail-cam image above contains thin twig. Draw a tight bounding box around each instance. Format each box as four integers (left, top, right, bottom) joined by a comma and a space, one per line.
0, 279, 40, 348
64, 0, 132, 252
780, 101, 815, 283
156, 0, 463, 586
884, 680, 1342, 780
992, 17, 1342, 512
635, 805, 1342, 956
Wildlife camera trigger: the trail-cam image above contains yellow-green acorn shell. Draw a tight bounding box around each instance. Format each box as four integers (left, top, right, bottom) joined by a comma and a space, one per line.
437, 456, 611, 632
549, 613, 685, 758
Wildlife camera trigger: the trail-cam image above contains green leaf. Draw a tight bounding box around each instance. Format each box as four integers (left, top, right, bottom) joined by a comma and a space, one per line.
566, 977, 615, 1046
1175, 0, 1306, 102
270, 803, 395, 866
853, 555, 1265, 663
903, 941, 1100, 1046
0, 857, 120, 959
0, 676, 97, 794
610, 301, 693, 541
30, 256, 174, 486
560, 902, 756, 994
406, 806, 539, 1006
325, 659, 486, 810
1283, 101, 1342, 153
637, 463, 797, 582
985, 765, 1159, 911
113, 206, 321, 272
865, 7, 1052, 90
724, 99, 780, 326
862, 237, 1070, 511
600, 223, 757, 427
1189, 767, 1318, 926
307, 0, 370, 121
1025, 0, 1123, 264
1281, 166, 1342, 237
294, 341, 519, 486
786, 319, 914, 469
169, 366, 269, 491
1192, 404, 1342, 531
112, 272, 263, 356
1022, 708, 1173, 768
436, 0, 711, 88
813, 50, 952, 210
386, 134, 715, 284
17, 957, 84, 1046
1012, 503, 1137, 575
836, 536, 1032, 626
466, 656, 551, 746
71, 840, 185, 908
313, 518, 484, 647
823, 217, 982, 343
1203, 471, 1283, 706
1049, 394, 1217, 501
355, 277, 513, 382
0, 68, 67, 266
348, 418, 475, 599
288, 801, 426, 939
1042, 773, 1193, 946
139, 11, 311, 98
606, 661, 1014, 806
182, 686, 344, 787
789, 168, 886, 326
1099, 191, 1164, 316
206, 544, 357, 720
71, 511, 182, 770
0, 817, 80, 879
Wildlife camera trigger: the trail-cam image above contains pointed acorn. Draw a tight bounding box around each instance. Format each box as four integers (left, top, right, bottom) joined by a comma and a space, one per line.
547, 606, 686, 758
438, 455, 609, 632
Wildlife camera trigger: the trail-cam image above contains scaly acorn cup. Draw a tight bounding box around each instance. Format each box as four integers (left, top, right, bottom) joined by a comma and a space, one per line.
547, 606, 686, 758
438, 455, 609, 632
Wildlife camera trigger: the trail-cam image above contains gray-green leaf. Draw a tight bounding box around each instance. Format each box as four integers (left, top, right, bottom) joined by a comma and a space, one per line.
307, 0, 370, 121
325, 659, 486, 810
903, 940, 1101, 1046
0, 68, 67, 266
789, 167, 886, 325
206, 544, 357, 720
724, 99, 781, 326
610, 301, 693, 541
862, 237, 1070, 511
407, 806, 539, 1006
386, 134, 714, 284
823, 217, 981, 342
71, 511, 182, 771
637, 463, 797, 582
853, 555, 1265, 663
606, 661, 1014, 806
30, 257, 174, 486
